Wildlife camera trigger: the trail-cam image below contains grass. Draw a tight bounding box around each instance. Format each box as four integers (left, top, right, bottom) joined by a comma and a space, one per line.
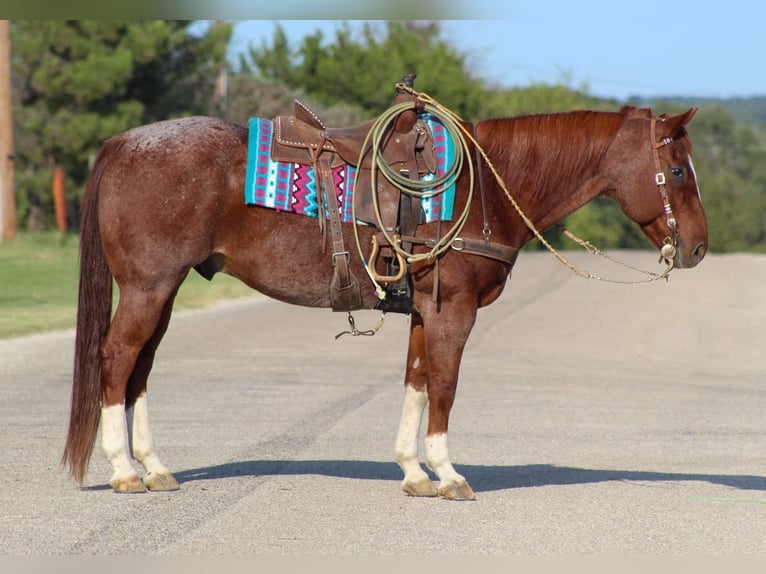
0, 232, 258, 339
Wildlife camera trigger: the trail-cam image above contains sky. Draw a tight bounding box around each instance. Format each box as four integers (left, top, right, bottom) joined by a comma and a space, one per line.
226, 2, 766, 102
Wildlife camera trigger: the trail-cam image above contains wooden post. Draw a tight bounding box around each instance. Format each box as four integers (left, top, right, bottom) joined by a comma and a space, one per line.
213, 20, 228, 117
53, 166, 67, 233
0, 20, 15, 242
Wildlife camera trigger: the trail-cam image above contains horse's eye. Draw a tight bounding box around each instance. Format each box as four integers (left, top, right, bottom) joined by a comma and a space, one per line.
670, 167, 683, 178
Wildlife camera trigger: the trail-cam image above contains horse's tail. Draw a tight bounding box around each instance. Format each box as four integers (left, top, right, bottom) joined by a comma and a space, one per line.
62, 141, 116, 485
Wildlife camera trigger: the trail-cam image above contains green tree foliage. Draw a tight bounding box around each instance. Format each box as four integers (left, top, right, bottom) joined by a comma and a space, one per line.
244, 21, 485, 120
10, 20, 231, 229
686, 106, 766, 252
483, 84, 614, 118
224, 74, 370, 129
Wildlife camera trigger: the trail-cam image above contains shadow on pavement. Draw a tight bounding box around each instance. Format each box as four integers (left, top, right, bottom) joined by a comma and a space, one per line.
146, 460, 766, 493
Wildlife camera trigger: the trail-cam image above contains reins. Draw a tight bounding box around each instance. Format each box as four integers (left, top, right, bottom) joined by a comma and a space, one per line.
354, 83, 678, 286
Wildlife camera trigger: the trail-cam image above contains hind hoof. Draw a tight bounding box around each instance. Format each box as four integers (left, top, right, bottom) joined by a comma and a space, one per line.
402, 477, 439, 497
111, 474, 147, 493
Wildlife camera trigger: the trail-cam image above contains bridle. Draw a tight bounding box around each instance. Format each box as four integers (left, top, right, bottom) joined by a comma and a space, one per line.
650, 116, 679, 267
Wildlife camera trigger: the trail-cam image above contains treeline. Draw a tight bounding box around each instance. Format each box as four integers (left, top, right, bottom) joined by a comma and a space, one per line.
8, 21, 766, 252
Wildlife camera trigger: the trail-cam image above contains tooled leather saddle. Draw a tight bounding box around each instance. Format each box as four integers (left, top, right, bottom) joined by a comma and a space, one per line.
269, 77, 438, 313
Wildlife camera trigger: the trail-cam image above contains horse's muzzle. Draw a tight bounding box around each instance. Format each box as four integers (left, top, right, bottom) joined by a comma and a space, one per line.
676, 240, 707, 269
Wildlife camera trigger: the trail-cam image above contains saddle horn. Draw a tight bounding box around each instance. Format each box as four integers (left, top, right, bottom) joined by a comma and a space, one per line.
392, 73, 421, 134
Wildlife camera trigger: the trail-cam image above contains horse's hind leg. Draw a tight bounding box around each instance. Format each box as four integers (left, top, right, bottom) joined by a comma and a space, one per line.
100, 283, 180, 493
125, 289, 181, 492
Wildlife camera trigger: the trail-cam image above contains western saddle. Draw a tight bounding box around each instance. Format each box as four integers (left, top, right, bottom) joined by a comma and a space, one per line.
269, 75, 438, 313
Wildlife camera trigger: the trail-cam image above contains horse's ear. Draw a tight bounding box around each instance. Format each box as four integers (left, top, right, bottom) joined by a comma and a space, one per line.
657, 107, 698, 139
677, 107, 698, 126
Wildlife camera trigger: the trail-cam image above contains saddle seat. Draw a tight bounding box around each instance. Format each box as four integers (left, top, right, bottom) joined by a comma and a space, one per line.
271, 100, 436, 174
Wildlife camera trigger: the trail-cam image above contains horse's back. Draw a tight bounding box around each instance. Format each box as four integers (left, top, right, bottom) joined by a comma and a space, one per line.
121, 116, 245, 152
98, 115, 246, 206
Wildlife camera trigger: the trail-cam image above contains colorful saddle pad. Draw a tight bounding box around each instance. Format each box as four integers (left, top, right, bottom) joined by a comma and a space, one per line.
243, 114, 456, 223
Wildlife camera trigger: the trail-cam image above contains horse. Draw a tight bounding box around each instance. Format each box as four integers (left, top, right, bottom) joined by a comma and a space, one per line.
62, 101, 707, 500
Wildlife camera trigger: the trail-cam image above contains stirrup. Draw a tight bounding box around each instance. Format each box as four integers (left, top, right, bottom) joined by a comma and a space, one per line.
367, 235, 407, 284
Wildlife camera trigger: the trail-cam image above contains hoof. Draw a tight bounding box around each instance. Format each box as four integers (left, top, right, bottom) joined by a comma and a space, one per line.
402, 477, 439, 497
144, 472, 180, 492
437, 481, 476, 501
111, 474, 147, 494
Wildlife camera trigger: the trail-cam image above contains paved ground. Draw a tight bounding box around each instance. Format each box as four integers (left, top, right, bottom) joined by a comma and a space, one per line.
1, 250, 764, 555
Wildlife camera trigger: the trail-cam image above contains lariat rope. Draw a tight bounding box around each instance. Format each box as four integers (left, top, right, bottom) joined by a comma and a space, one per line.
353, 83, 675, 289
351, 100, 474, 275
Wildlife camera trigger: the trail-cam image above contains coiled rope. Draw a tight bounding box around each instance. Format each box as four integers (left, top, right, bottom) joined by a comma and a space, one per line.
351, 99, 473, 271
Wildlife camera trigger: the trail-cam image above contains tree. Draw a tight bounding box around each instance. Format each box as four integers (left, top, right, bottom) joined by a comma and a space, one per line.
483, 83, 613, 118
685, 105, 766, 252
245, 21, 486, 120
10, 20, 231, 230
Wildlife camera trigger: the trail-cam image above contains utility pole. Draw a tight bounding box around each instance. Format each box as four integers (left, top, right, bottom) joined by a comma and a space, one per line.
0, 20, 15, 242
213, 20, 228, 118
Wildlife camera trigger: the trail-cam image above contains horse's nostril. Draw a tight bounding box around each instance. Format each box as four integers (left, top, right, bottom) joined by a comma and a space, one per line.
693, 242, 706, 263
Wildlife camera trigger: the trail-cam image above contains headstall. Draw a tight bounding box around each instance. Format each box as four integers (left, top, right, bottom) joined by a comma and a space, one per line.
650, 117, 679, 265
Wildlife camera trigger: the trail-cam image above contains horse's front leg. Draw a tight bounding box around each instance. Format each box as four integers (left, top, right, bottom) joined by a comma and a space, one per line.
395, 298, 478, 500
423, 299, 477, 500
395, 313, 438, 497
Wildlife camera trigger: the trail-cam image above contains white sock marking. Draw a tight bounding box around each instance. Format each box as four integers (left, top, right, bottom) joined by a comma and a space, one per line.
128, 392, 170, 476
395, 386, 429, 483
425, 433, 466, 487
101, 403, 136, 482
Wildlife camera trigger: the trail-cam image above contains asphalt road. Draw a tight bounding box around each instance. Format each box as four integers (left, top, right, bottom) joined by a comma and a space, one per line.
1, 250, 764, 555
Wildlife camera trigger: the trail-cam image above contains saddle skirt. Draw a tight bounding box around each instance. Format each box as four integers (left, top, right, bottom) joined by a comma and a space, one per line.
243, 114, 457, 225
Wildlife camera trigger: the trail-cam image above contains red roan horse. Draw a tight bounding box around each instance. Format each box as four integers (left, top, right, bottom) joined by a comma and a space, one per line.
62, 101, 707, 500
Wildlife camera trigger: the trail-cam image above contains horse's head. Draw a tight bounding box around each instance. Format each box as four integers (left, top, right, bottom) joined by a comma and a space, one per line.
609, 106, 708, 269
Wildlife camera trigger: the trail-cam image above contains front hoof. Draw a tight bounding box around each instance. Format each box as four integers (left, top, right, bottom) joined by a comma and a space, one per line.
438, 481, 476, 501
111, 474, 147, 493
144, 472, 180, 492
402, 477, 439, 497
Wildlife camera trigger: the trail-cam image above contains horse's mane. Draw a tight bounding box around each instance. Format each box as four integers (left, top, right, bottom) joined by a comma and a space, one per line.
478, 109, 627, 200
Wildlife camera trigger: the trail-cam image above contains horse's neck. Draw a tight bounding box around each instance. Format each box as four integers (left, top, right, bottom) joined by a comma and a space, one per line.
478, 115, 615, 246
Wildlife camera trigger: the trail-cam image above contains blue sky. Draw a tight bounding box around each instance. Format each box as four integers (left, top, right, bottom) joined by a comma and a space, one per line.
225, 4, 765, 102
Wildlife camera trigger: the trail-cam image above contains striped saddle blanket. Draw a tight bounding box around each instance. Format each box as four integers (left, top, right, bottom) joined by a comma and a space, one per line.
243, 113, 456, 223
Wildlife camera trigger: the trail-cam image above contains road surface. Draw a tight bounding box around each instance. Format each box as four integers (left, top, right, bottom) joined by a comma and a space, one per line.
1, 251, 764, 555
